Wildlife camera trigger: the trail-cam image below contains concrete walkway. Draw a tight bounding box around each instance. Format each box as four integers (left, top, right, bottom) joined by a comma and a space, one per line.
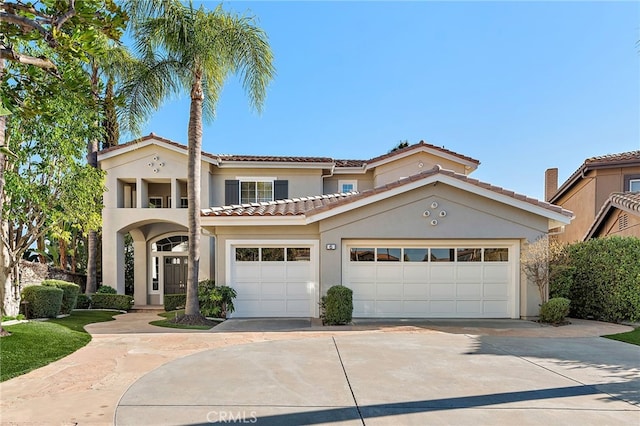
0, 313, 637, 425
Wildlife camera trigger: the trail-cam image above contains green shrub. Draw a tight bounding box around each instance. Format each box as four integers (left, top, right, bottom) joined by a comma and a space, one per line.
90, 294, 133, 311
96, 285, 117, 294
76, 294, 92, 309
42, 280, 80, 314
198, 279, 217, 315
323, 285, 353, 325
549, 265, 575, 300
539, 297, 571, 324
566, 236, 640, 322
164, 294, 186, 312
21, 286, 64, 318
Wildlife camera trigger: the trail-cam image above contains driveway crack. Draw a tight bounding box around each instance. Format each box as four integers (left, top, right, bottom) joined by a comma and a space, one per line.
332, 336, 366, 425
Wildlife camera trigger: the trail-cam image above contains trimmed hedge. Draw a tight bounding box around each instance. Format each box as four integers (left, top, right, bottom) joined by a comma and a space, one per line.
96, 285, 117, 294
539, 297, 571, 324
562, 236, 640, 322
323, 285, 353, 325
90, 294, 133, 311
21, 285, 64, 318
164, 294, 186, 312
42, 280, 80, 314
76, 294, 92, 309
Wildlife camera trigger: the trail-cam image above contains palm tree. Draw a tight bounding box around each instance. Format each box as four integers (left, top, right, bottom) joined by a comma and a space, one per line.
123, 1, 274, 320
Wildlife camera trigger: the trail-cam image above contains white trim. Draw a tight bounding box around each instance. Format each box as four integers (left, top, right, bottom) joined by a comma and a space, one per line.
225, 239, 320, 317
98, 138, 219, 165
365, 146, 478, 172
629, 178, 640, 191
235, 176, 277, 181
202, 216, 306, 226
148, 232, 190, 303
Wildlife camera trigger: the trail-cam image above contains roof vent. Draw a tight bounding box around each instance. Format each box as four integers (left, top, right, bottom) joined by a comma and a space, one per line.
618, 214, 629, 231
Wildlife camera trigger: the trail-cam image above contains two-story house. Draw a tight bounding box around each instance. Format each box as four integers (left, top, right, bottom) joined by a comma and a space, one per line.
99, 134, 572, 319
545, 151, 640, 243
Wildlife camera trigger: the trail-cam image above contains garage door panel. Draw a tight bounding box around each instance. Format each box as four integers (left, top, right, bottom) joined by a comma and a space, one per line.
403, 283, 429, 298
234, 264, 260, 280
403, 265, 428, 281
402, 301, 429, 315
430, 300, 456, 314
286, 282, 310, 298
430, 266, 455, 282
484, 265, 510, 282
233, 282, 261, 298
353, 300, 375, 315
430, 283, 455, 298
456, 265, 482, 282
375, 300, 404, 316
483, 283, 508, 298
286, 300, 311, 315
376, 283, 403, 298
349, 265, 376, 280
456, 300, 482, 314
375, 266, 402, 280
456, 283, 482, 298
260, 282, 286, 299
260, 264, 286, 279
484, 300, 509, 316
350, 283, 377, 298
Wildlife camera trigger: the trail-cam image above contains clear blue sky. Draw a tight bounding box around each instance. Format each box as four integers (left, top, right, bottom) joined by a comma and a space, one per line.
131, 1, 640, 200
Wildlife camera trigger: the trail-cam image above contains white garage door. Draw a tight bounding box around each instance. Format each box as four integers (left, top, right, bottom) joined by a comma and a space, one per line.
343, 240, 517, 318
228, 242, 317, 317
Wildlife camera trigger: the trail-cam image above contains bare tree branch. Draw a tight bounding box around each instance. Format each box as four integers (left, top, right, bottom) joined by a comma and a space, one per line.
0, 48, 57, 70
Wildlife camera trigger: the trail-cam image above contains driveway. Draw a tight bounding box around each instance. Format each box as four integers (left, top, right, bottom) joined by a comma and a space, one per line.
0, 314, 638, 425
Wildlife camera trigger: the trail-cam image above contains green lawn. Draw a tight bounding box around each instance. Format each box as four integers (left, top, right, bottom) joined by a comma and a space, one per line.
604, 327, 640, 346
1, 310, 119, 382
149, 310, 220, 330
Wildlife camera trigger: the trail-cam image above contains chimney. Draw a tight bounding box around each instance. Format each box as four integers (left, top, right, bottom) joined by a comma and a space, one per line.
545, 168, 558, 201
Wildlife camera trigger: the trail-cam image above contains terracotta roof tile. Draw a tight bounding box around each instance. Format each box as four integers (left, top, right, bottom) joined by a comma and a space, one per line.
550, 150, 640, 202
335, 159, 366, 167
203, 166, 572, 219
608, 191, 640, 213
99, 133, 220, 162
365, 140, 480, 166
218, 154, 334, 163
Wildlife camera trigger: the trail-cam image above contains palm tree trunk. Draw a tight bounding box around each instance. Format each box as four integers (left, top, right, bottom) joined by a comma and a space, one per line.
86, 64, 99, 294
184, 74, 203, 317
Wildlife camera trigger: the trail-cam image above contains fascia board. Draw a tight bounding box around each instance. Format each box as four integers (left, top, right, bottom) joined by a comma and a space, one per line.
333, 167, 367, 174
217, 161, 335, 169
200, 215, 307, 227
365, 147, 478, 171
98, 139, 219, 165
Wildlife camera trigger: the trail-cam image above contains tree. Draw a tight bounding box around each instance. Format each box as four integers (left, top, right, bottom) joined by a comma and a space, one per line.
123, 0, 274, 320
521, 236, 567, 304
2, 60, 104, 316
390, 140, 409, 152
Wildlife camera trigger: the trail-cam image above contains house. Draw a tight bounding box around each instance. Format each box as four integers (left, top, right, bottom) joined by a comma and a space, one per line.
99, 134, 573, 319
544, 151, 640, 243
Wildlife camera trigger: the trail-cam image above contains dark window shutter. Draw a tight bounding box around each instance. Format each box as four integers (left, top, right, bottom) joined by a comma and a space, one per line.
274, 180, 288, 200
225, 180, 239, 205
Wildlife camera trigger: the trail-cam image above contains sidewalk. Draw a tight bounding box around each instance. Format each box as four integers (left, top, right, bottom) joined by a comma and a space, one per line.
0, 313, 634, 425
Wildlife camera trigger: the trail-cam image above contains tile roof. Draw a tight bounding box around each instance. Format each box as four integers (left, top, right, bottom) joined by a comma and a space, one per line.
583, 191, 640, 240
550, 150, 640, 203
203, 165, 572, 219
334, 159, 366, 168
217, 154, 333, 163
365, 140, 480, 166
99, 133, 221, 162
202, 193, 357, 216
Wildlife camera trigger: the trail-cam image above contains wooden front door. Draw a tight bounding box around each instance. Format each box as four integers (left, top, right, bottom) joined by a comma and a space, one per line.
164, 256, 187, 295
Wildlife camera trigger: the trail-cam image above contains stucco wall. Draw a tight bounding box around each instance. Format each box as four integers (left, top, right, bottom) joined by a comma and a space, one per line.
373, 152, 470, 187
323, 172, 374, 194
596, 209, 640, 238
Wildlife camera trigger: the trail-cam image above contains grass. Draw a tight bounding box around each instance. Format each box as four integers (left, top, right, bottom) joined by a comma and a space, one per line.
1, 310, 119, 382
603, 327, 640, 346
149, 310, 220, 330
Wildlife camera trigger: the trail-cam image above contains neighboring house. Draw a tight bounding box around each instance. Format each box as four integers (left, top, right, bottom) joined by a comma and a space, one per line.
583, 192, 640, 240
545, 151, 640, 243
99, 134, 572, 319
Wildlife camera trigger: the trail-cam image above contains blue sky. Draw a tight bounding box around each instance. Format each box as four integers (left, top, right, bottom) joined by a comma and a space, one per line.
132, 1, 640, 200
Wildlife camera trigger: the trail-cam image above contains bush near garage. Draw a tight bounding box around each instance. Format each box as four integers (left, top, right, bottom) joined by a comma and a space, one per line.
76, 294, 92, 309
90, 294, 133, 311
164, 294, 186, 312
539, 297, 571, 324
550, 236, 640, 323
42, 280, 80, 314
322, 285, 353, 325
20, 285, 64, 318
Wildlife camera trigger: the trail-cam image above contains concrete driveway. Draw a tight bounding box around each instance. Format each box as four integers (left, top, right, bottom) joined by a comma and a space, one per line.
115, 323, 640, 425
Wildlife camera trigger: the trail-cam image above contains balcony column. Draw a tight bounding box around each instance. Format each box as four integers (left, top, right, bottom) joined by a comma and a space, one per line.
172, 178, 180, 209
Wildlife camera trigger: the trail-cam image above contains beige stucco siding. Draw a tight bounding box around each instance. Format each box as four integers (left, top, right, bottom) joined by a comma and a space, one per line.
323, 172, 374, 194
373, 152, 469, 187
595, 209, 640, 238
554, 176, 596, 243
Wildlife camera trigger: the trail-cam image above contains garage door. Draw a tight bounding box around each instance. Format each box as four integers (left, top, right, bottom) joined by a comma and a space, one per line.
343, 241, 517, 318
228, 243, 317, 317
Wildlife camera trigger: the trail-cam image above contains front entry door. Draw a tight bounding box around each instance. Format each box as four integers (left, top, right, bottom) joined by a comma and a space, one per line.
164, 256, 187, 294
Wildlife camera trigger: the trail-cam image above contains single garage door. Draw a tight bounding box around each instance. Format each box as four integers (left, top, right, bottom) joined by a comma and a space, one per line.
229, 243, 317, 317
343, 240, 517, 318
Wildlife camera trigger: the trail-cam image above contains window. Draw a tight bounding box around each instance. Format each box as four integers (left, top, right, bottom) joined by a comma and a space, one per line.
457, 248, 481, 262
630, 179, 640, 192
168, 197, 189, 208
261, 248, 285, 261
152, 236, 188, 252
287, 248, 310, 261
404, 248, 429, 262
350, 248, 375, 261
236, 248, 259, 261
148, 196, 163, 208
339, 180, 358, 193
376, 248, 401, 262
431, 248, 454, 262
484, 248, 509, 261
241, 180, 273, 203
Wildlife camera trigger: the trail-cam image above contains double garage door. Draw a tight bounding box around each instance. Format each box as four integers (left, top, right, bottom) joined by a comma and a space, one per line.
229, 239, 517, 318
343, 240, 517, 318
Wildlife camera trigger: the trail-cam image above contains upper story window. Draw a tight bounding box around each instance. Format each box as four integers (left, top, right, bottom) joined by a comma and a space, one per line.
630, 179, 640, 192
241, 180, 273, 203
148, 197, 163, 208
339, 180, 358, 193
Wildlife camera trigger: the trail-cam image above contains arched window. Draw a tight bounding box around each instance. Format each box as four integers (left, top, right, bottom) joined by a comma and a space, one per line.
152, 235, 188, 252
